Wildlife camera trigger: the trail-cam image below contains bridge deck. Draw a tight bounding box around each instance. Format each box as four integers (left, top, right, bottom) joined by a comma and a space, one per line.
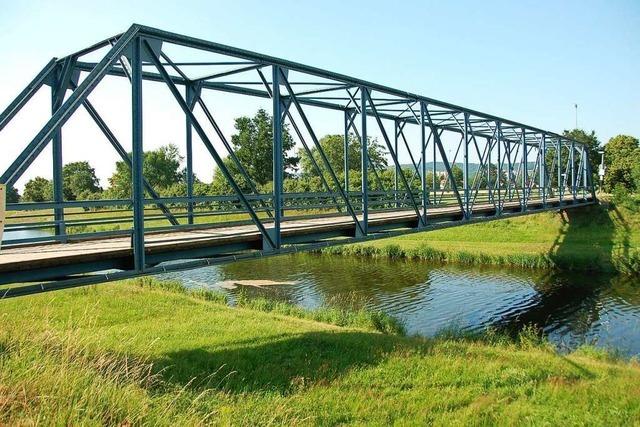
0, 196, 592, 285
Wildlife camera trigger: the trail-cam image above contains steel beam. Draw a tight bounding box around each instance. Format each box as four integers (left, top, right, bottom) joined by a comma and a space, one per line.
521, 128, 527, 212
51, 64, 66, 240
420, 102, 427, 225
497, 122, 503, 214
143, 39, 276, 249
280, 71, 364, 236
185, 83, 198, 224
344, 110, 350, 193
0, 25, 140, 186
131, 36, 145, 271
463, 113, 470, 218
365, 90, 425, 227
0, 58, 58, 132
271, 66, 283, 249
360, 88, 368, 236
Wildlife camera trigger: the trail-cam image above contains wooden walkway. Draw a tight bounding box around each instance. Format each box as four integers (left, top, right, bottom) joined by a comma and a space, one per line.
0, 197, 592, 282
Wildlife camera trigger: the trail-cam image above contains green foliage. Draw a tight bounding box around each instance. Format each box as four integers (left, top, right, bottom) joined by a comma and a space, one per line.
5, 185, 20, 203
62, 161, 102, 201
107, 144, 183, 198
215, 109, 298, 189
476, 163, 508, 188
235, 291, 406, 336
604, 134, 640, 192
322, 203, 640, 276
22, 176, 52, 202
143, 144, 183, 189
544, 129, 601, 187
563, 128, 601, 179
450, 164, 464, 189
299, 133, 387, 177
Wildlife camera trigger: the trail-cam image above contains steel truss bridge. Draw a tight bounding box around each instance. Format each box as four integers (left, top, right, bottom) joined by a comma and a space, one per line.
0, 25, 595, 298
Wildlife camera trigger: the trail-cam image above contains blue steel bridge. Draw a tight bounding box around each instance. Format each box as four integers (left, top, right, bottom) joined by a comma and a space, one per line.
0, 25, 595, 298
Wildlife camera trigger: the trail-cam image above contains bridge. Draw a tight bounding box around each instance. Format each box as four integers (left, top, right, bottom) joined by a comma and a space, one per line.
0, 25, 595, 298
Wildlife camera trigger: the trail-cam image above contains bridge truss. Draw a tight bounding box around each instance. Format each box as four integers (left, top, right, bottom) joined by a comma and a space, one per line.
0, 25, 595, 297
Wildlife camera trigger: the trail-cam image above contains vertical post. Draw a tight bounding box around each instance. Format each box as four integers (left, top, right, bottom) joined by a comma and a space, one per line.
521, 128, 527, 212
462, 113, 470, 219
420, 102, 427, 226
343, 110, 350, 195
507, 139, 513, 201
540, 134, 546, 206
394, 120, 399, 208
360, 87, 368, 236
432, 122, 437, 202
487, 136, 492, 204
582, 146, 587, 199
185, 84, 195, 225
558, 139, 563, 205
570, 141, 576, 201
0, 184, 5, 250
496, 122, 502, 214
271, 66, 283, 249
131, 36, 145, 271
51, 67, 66, 241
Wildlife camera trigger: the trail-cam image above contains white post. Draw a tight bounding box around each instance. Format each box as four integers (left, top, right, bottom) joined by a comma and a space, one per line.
0, 184, 5, 252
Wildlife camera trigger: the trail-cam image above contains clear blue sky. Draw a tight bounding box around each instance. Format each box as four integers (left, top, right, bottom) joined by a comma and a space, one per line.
1, 0, 638, 186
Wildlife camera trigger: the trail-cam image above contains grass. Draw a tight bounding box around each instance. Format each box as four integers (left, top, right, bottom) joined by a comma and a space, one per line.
323, 201, 640, 275
1, 278, 640, 425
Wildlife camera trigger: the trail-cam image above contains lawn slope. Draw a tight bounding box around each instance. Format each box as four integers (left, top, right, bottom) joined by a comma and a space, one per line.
325, 202, 640, 274
1, 280, 639, 425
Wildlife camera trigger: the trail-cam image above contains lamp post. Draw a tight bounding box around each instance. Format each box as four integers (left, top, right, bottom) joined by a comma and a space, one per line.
598, 150, 605, 193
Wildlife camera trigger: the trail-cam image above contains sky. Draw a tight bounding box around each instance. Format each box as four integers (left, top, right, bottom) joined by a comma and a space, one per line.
1, 0, 638, 189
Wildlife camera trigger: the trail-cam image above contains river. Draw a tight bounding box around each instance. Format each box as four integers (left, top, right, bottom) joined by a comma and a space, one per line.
4, 229, 639, 357
161, 253, 640, 357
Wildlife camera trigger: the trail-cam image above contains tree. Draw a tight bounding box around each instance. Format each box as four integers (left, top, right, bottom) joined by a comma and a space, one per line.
604, 134, 639, 192
477, 164, 507, 189
225, 109, 298, 186
299, 134, 388, 177
563, 129, 601, 182
5, 186, 20, 203
144, 144, 183, 189
22, 177, 52, 202
62, 161, 102, 200
107, 144, 183, 198
450, 165, 464, 189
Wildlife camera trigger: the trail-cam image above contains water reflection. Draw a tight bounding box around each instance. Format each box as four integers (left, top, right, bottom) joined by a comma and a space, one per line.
161, 253, 640, 357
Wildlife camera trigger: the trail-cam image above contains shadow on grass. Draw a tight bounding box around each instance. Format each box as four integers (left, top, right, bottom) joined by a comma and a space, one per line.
494, 203, 633, 338
548, 204, 618, 270
154, 330, 407, 394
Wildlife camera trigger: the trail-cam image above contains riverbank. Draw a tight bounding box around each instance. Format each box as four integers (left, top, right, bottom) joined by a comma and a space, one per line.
1, 278, 639, 425
323, 202, 640, 275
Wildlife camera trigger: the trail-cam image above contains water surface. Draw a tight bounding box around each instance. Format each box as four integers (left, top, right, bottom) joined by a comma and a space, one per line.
162, 253, 640, 357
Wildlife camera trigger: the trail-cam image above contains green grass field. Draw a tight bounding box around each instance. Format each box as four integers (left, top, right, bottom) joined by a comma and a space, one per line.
1, 279, 639, 425
325, 201, 640, 275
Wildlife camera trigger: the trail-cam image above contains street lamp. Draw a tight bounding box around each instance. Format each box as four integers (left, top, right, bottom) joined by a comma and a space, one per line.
598, 150, 605, 193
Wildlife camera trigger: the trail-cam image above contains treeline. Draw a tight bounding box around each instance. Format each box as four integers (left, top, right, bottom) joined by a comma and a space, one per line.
6, 110, 639, 206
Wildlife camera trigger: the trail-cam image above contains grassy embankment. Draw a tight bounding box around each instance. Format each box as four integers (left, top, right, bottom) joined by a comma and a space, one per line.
324, 201, 640, 275
1, 278, 639, 425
